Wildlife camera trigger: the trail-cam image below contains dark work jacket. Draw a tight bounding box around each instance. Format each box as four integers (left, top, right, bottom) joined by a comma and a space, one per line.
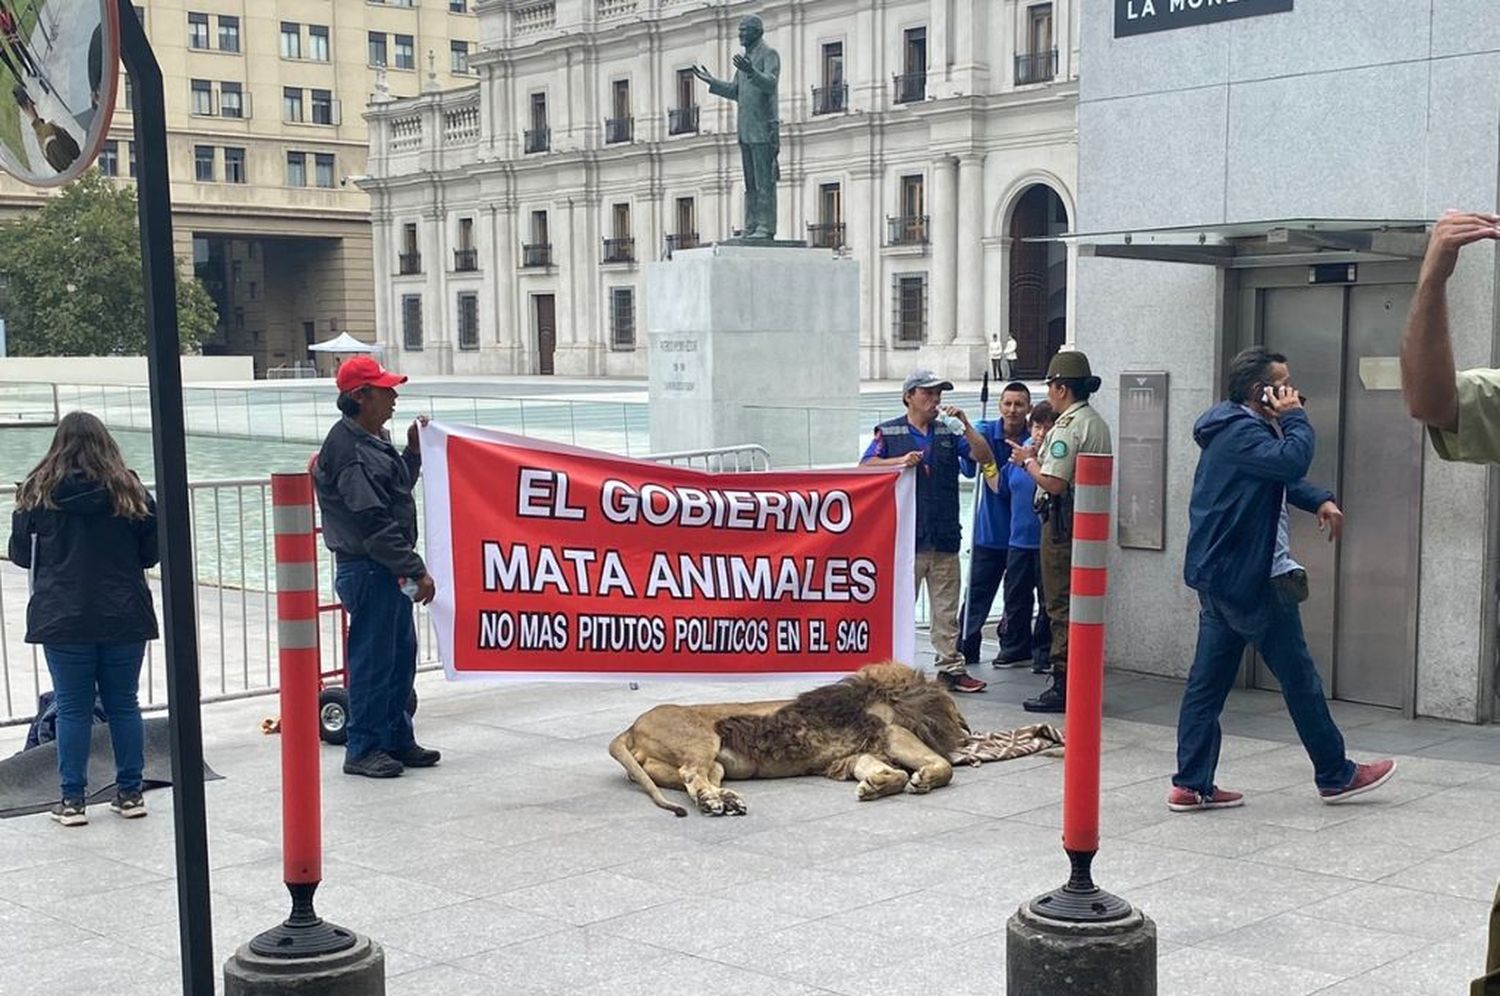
1183, 403, 1333, 606
8, 470, 159, 644
878, 416, 962, 553
314, 417, 425, 579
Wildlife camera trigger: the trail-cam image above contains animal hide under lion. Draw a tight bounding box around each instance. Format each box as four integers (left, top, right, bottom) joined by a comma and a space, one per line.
947, 724, 1065, 767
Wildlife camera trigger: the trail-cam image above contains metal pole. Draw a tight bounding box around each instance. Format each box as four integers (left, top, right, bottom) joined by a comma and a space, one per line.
118, 3, 216, 992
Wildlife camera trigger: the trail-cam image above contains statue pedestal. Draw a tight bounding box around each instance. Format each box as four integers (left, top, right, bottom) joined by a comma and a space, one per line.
646, 245, 860, 469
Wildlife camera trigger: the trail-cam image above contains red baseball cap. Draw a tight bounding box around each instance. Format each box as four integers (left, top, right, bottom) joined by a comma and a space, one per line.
335, 355, 407, 394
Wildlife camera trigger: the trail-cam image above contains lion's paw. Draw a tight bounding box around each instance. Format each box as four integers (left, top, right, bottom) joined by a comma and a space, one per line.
697, 794, 726, 816
719, 790, 747, 815
857, 770, 909, 801
906, 773, 933, 794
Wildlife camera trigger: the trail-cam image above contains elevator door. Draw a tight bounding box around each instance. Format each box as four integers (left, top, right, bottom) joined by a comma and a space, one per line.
1246, 279, 1421, 710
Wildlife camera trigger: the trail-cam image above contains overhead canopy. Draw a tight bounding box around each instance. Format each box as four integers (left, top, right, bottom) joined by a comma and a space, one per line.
1030, 218, 1431, 268
308, 332, 381, 353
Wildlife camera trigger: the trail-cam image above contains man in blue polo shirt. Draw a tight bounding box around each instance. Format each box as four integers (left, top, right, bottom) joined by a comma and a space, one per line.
956, 381, 1033, 670
862, 370, 995, 693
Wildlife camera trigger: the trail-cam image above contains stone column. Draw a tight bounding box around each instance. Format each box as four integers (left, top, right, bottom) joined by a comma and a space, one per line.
929, 155, 958, 345
956, 153, 985, 345
424, 206, 450, 374
370, 210, 393, 361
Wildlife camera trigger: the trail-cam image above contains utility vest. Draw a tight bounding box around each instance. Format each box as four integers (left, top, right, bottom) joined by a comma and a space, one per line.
877, 416, 962, 553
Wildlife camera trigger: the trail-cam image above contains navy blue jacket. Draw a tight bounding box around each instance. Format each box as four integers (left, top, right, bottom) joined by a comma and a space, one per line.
1183, 403, 1333, 605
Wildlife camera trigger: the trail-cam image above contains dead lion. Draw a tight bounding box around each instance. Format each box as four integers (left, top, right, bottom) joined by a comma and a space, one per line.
608, 662, 969, 816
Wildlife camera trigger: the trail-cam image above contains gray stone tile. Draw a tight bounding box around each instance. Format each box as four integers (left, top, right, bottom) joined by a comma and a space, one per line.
1378, 838, 1500, 903
0, 850, 165, 903
712, 866, 922, 920
612, 842, 803, 893
494, 869, 682, 926
1196, 911, 1425, 978
822, 886, 1013, 944
451, 925, 684, 993
0, 935, 178, 996
1298, 883, 1492, 942
594, 895, 810, 956
1248, 828, 1436, 883
1124, 812, 1303, 859
1157, 947, 1342, 996
0, 895, 99, 956
379, 942, 437, 980
711, 919, 911, 993
571, 956, 830, 996
1339, 933, 1490, 996
385, 962, 548, 996
730, 820, 893, 865
377, 898, 568, 962
822, 928, 1008, 996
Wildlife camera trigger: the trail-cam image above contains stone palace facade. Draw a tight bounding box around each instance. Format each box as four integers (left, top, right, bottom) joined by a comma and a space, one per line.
363, 0, 1079, 380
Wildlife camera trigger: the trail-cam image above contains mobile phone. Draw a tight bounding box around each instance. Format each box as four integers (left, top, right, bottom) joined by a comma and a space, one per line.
1261, 385, 1275, 405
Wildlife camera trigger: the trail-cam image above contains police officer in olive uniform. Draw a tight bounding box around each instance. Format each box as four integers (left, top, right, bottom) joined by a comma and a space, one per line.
1005, 350, 1112, 713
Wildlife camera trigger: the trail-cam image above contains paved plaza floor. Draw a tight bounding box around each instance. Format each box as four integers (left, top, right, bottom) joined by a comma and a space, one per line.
1, 644, 1498, 995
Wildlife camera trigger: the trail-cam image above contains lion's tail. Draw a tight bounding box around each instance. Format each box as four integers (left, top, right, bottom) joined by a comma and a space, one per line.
609, 732, 687, 817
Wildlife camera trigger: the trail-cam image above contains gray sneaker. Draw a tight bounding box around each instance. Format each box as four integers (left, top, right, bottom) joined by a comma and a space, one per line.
50, 798, 87, 827
111, 791, 147, 819
343, 751, 403, 778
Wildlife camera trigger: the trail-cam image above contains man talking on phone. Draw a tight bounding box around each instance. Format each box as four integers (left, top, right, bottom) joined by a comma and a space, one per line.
1168, 346, 1395, 813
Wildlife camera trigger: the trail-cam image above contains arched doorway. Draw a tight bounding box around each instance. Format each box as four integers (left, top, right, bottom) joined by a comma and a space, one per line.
1008, 185, 1069, 378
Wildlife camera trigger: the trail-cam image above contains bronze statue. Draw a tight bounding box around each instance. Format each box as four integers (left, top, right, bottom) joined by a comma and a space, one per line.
694, 15, 781, 241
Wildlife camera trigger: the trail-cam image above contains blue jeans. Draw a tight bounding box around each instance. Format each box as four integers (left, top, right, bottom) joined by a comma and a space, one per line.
43, 642, 146, 800
959, 545, 1007, 665
1173, 586, 1356, 794
335, 558, 418, 763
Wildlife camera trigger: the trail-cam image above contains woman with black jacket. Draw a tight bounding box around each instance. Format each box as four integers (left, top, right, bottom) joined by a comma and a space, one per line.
9, 412, 158, 826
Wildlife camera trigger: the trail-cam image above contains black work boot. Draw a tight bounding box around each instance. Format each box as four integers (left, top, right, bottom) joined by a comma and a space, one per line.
1023, 674, 1066, 713
343, 750, 404, 778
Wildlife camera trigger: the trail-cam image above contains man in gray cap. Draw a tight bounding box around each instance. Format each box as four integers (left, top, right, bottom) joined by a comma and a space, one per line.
862, 370, 996, 693
1006, 350, 1112, 712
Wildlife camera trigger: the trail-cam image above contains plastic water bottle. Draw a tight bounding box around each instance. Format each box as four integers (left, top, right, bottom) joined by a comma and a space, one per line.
399, 577, 421, 600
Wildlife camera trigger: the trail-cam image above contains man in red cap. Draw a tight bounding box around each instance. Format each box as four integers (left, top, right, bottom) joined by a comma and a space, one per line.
314, 355, 438, 778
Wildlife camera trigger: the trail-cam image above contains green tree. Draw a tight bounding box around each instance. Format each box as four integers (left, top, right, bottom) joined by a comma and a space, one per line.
0, 170, 218, 356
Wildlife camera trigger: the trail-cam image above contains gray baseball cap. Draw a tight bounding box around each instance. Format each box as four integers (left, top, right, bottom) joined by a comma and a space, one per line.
902, 369, 954, 393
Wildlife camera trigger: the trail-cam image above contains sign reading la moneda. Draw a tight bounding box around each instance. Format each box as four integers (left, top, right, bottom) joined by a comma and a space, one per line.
1115, 0, 1293, 38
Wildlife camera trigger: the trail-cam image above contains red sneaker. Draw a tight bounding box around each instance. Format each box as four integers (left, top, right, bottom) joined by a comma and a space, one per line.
938, 671, 987, 694
1319, 759, 1396, 804
1167, 785, 1244, 812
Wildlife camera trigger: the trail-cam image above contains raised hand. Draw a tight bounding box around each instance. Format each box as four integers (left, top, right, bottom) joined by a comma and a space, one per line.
1421, 210, 1500, 286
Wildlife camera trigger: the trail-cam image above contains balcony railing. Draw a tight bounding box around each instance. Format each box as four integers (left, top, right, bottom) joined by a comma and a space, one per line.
811, 83, 847, 115
1015, 49, 1058, 85
664, 232, 698, 255
892, 71, 926, 104
807, 222, 846, 249
604, 116, 633, 144
602, 237, 636, 263
522, 243, 552, 268
398, 252, 422, 275
524, 126, 550, 154
453, 248, 478, 272
667, 105, 699, 135
886, 215, 929, 246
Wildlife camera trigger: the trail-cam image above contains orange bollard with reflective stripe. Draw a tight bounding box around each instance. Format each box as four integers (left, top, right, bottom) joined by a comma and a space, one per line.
247, 473, 356, 957
1062, 453, 1113, 855
1025, 452, 1133, 925
272, 473, 321, 887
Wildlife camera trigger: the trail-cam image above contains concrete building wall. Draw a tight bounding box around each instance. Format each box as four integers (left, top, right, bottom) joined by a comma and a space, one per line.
1075, 0, 1500, 721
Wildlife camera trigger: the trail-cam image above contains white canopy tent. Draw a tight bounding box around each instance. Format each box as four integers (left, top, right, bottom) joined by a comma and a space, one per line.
307, 332, 381, 354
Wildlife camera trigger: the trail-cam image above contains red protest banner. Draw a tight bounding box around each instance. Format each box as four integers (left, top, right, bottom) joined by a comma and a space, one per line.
420, 423, 916, 679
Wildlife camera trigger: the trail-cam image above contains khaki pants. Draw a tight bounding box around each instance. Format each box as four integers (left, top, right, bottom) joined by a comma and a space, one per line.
916, 550, 965, 673
1040, 511, 1072, 675
1474, 887, 1500, 995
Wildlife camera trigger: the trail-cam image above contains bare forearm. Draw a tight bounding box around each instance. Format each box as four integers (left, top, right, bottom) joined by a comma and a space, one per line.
1401, 276, 1459, 431
965, 428, 994, 466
